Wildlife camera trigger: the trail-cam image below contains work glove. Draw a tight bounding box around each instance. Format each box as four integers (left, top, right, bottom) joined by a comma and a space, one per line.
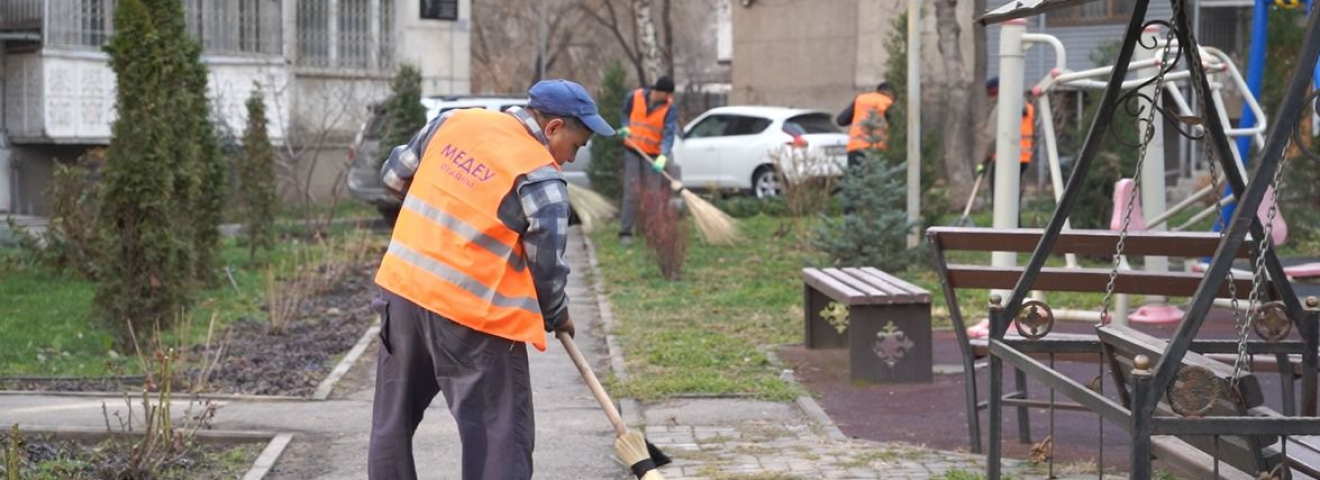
652, 154, 667, 173
617, 126, 631, 138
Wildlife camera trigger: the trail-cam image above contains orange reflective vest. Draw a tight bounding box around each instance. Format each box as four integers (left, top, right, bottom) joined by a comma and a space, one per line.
1019, 103, 1036, 164
625, 88, 671, 156
375, 109, 557, 351
847, 92, 893, 153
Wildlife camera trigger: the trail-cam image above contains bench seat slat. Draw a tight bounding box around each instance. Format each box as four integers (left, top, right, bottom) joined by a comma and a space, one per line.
820, 268, 889, 305
861, 267, 932, 303
802, 268, 866, 305
945, 264, 1254, 298
840, 267, 911, 303
927, 227, 1252, 259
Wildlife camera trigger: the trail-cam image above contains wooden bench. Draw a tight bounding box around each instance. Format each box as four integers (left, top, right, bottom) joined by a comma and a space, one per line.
928, 226, 1318, 477
802, 267, 933, 384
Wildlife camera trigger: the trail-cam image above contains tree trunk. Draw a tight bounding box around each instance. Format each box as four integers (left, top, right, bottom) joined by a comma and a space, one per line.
971, 0, 992, 173
661, 0, 674, 77
935, 0, 975, 201
633, 0, 664, 83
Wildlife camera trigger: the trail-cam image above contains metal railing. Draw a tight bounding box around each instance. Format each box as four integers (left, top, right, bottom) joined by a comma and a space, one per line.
6, 0, 284, 55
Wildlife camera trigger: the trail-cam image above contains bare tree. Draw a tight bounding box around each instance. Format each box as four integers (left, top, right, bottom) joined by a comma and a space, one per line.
580, 0, 646, 84
264, 74, 375, 240
473, 0, 610, 93
934, 0, 975, 200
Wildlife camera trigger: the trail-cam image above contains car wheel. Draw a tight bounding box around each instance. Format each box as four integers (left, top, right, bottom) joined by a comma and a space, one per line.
378, 205, 401, 227
752, 166, 781, 199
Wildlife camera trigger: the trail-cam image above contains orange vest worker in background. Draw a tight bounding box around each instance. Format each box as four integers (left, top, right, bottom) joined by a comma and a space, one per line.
368, 80, 621, 480
617, 76, 677, 244
837, 82, 895, 169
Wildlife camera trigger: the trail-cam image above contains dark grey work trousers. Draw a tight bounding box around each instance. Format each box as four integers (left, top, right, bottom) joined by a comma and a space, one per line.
368, 289, 534, 480
618, 148, 665, 238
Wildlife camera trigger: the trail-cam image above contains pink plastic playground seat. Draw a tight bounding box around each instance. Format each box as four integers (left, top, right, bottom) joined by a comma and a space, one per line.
1111, 179, 1183, 325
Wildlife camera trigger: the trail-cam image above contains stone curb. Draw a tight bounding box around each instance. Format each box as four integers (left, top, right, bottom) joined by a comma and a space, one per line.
0, 317, 381, 403
579, 232, 645, 428
312, 316, 382, 400
6, 425, 293, 480
763, 346, 850, 443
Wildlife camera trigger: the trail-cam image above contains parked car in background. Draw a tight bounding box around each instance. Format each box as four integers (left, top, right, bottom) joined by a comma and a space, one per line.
671, 106, 848, 198
347, 95, 593, 224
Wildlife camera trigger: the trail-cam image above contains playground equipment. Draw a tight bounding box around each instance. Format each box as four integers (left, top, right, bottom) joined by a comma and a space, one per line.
965, 0, 1320, 478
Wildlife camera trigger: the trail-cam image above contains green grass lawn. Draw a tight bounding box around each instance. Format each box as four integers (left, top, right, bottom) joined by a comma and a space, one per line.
590, 216, 821, 401
0, 229, 383, 377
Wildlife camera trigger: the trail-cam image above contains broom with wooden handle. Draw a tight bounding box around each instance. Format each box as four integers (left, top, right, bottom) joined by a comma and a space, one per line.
566, 183, 617, 234
622, 143, 741, 246
557, 331, 669, 479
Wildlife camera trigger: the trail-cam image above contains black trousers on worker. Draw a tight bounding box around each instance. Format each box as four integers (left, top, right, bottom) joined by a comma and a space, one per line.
368, 289, 534, 480
619, 148, 665, 238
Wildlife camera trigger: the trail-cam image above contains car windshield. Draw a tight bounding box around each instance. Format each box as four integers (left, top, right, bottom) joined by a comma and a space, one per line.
784, 113, 839, 134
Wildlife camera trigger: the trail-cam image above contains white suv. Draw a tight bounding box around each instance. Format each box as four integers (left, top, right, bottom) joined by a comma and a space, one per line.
347, 96, 594, 224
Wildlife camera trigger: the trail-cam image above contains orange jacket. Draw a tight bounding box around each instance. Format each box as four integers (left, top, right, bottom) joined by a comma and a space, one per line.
375, 109, 557, 351
625, 88, 672, 155
1018, 103, 1036, 164
847, 92, 894, 153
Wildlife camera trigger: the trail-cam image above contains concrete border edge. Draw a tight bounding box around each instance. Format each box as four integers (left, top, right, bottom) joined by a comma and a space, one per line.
242, 432, 295, 480
312, 316, 382, 400
764, 346, 849, 443
579, 231, 645, 427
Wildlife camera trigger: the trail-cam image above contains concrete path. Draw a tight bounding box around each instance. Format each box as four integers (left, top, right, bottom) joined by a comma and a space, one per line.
0, 227, 1088, 479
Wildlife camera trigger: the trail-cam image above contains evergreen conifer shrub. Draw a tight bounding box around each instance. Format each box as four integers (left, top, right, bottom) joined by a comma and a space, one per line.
97, 0, 190, 339
240, 89, 279, 259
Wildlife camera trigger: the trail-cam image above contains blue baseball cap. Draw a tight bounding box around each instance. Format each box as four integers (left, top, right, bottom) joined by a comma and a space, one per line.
528, 80, 616, 137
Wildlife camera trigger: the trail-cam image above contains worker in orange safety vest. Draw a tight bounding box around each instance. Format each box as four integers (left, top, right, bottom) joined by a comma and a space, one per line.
368, 79, 622, 480
837, 82, 896, 169
616, 76, 677, 245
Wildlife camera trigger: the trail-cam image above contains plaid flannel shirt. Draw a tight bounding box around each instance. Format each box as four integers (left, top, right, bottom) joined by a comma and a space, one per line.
379, 107, 571, 331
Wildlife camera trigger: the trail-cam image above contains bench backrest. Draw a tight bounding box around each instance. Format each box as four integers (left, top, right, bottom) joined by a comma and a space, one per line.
802, 267, 931, 306
927, 227, 1269, 299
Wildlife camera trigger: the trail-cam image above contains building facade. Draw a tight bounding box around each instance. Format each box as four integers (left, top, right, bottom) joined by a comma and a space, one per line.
0, 0, 471, 215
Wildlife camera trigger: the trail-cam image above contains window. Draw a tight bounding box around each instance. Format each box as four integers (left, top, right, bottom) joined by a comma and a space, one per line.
686, 115, 736, 138
297, 0, 395, 69
1048, 0, 1137, 25
784, 113, 840, 135
421, 0, 458, 20
728, 116, 772, 136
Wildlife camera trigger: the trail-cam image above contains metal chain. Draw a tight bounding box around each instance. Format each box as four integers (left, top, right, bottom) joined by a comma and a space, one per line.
1100, 28, 1178, 323
1203, 132, 1251, 393
1230, 140, 1291, 391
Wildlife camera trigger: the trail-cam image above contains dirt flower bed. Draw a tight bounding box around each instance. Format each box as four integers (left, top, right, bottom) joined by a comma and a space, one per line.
0, 435, 261, 480
1, 258, 381, 397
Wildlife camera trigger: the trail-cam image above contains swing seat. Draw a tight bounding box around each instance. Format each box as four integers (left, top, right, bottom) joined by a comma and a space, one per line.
1285, 262, 1320, 280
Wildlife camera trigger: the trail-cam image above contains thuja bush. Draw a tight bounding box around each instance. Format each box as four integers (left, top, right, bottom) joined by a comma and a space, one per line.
97, 0, 191, 340
238, 88, 278, 259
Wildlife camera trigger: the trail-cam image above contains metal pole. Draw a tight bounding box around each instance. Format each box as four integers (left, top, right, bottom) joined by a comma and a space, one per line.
1223, 0, 1271, 231
992, 19, 1027, 300
1136, 25, 1175, 313
906, 0, 921, 248
1130, 356, 1154, 480
1036, 95, 1079, 268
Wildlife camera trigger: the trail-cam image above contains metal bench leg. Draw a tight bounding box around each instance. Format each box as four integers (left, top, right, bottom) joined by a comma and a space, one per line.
1278, 353, 1297, 416
1131, 365, 1153, 480
988, 353, 1004, 480
1014, 367, 1032, 444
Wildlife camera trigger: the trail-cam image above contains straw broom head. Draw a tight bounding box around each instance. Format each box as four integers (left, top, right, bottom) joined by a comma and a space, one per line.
615, 431, 667, 480
675, 186, 740, 246
566, 183, 618, 234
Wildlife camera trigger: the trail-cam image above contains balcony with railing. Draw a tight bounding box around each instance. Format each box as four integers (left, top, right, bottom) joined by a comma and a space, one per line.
1, 0, 285, 55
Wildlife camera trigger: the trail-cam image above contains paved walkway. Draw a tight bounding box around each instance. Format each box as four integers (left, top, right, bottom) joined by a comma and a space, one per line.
0, 227, 1091, 479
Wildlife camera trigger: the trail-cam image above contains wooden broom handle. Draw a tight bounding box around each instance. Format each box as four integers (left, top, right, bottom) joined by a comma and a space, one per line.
626, 144, 683, 187
558, 332, 628, 437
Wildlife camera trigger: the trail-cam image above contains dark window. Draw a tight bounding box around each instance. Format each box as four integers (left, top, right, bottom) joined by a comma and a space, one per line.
685, 115, 737, 138
422, 0, 459, 20
1049, 0, 1135, 26
728, 116, 772, 136
784, 113, 840, 135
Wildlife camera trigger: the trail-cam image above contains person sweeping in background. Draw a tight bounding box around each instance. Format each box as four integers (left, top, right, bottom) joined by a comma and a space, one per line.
617, 76, 678, 246
367, 79, 664, 480
836, 81, 895, 169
